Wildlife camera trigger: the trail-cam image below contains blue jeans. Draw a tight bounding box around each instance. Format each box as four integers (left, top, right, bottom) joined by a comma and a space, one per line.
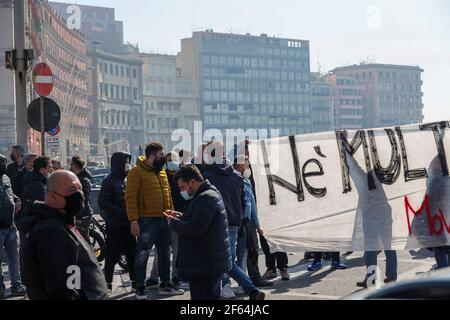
223, 226, 256, 293
135, 217, 171, 287
236, 227, 248, 273
434, 247, 450, 269
364, 250, 397, 281
0, 226, 22, 290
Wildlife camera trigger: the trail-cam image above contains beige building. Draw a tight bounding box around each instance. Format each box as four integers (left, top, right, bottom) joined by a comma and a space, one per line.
139, 53, 200, 151
327, 73, 365, 130
331, 64, 424, 128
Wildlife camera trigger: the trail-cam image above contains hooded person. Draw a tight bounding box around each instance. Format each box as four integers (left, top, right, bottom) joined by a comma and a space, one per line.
20, 170, 108, 300
98, 152, 137, 292
202, 141, 264, 300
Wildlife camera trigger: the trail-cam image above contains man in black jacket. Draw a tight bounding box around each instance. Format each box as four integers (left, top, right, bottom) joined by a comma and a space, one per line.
21, 156, 53, 219
6, 145, 25, 184
165, 164, 231, 300
98, 152, 136, 293
0, 154, 25, 299
20, 170, 107, 300
70, 156, 93, 241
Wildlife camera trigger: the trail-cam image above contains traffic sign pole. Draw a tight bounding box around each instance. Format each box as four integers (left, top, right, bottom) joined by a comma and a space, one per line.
40, 97, 45, 156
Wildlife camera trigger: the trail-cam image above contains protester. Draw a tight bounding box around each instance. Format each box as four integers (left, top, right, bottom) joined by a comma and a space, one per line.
6, 145, 25, 183
192, 143, 208, 173
70, 156, 93, 242
0, 154, 26, 299
260, 236, 290, 281
165, 151, 188, 289
125, 142, 184, 300
51, 159, 63, 171
21, 156, 52, 219
99, 152, 136, 294
12, 154, 37, 201
20, 170, 107, 300
165, 164, 232, 300
234, 155, 273, 289
307, 252, 347, 271
202, 141, 265, 300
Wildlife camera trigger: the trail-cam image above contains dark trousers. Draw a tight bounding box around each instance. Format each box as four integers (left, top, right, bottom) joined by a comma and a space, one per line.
104, 226, 136, 284
313, 252, 341, 263
259, 235, 288, 271
189, 275, 222, 300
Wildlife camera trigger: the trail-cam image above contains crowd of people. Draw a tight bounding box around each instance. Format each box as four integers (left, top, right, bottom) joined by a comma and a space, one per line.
0, 141, 449, 300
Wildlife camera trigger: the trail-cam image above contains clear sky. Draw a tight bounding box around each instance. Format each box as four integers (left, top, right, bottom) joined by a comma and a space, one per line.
57, 0, 450, 122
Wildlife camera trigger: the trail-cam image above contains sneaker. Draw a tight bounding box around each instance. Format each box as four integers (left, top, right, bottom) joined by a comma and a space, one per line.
11, 284, 26, 296
261, 269, 277, 280
249, 289, 265, 300
172, 278, 190, 291
158, 282, 185, 296
106, 283, 112, 295
255, 280, 273, 288
221, 284, 236, 299
130, 281, 137, 293
331, 261, 347, 270
233, 286, 246, 295
384, 278, 396, 284
135, 286, 147, 300
356, 277, 376, 288
280, 268, 290, 281
307, 261, 323, 272
145, 278, 160, 289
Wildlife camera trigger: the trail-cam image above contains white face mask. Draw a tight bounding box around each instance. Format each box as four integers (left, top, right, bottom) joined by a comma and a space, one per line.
243, 168, 252, 179
180, 190, 194, 201
125, 163, 132, 173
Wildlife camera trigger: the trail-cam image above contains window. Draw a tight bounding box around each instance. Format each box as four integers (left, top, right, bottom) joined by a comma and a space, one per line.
110, 64, 114, 74
133, 88, 138, 100
115, 65, 119, 76
121, 66, 124, 77
132, 68, 137, 79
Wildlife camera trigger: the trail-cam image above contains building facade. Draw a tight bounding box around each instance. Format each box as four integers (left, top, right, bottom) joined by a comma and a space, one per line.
178, 31, 312, 138
0, 0, 17, 154
88, 49, 144, 162
50, 1, 124, 54
331, 64, 424, 128
310, 73, 333, 133
327, 73, 365, 130
28, 0, 89, 162
138, 53, 200, 150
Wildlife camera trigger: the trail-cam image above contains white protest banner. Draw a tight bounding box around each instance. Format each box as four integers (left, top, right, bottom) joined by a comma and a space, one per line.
249, 121, 450, 252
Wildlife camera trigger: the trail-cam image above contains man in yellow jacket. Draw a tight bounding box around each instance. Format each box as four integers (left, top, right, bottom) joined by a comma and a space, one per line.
125, 142, 184, 299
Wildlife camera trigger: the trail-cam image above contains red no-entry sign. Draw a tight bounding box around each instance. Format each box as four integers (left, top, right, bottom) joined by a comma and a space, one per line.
32, 63, 53, 97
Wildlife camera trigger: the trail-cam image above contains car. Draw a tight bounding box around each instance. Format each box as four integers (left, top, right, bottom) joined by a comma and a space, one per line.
90, 173, 108, 214
344, 267, 450, 299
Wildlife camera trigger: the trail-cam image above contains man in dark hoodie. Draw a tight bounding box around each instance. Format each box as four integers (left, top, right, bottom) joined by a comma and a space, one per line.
21, 156, 53, 219
99, 152, 136, 293
202, 141, 264, 300
70, 156, 93, 241
20, 170, 108, 300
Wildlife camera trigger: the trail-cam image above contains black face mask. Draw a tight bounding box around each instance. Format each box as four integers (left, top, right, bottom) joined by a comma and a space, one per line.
153, 158, 166, 172
10, 154, 16, 162
64, 192, 85, 218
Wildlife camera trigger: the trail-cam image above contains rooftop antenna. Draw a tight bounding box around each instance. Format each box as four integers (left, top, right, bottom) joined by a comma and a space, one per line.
317, 52, 322, 75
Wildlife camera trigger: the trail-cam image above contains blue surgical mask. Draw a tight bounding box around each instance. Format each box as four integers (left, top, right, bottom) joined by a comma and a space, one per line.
167, 161, 180, 172
180, 190, 193, 201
